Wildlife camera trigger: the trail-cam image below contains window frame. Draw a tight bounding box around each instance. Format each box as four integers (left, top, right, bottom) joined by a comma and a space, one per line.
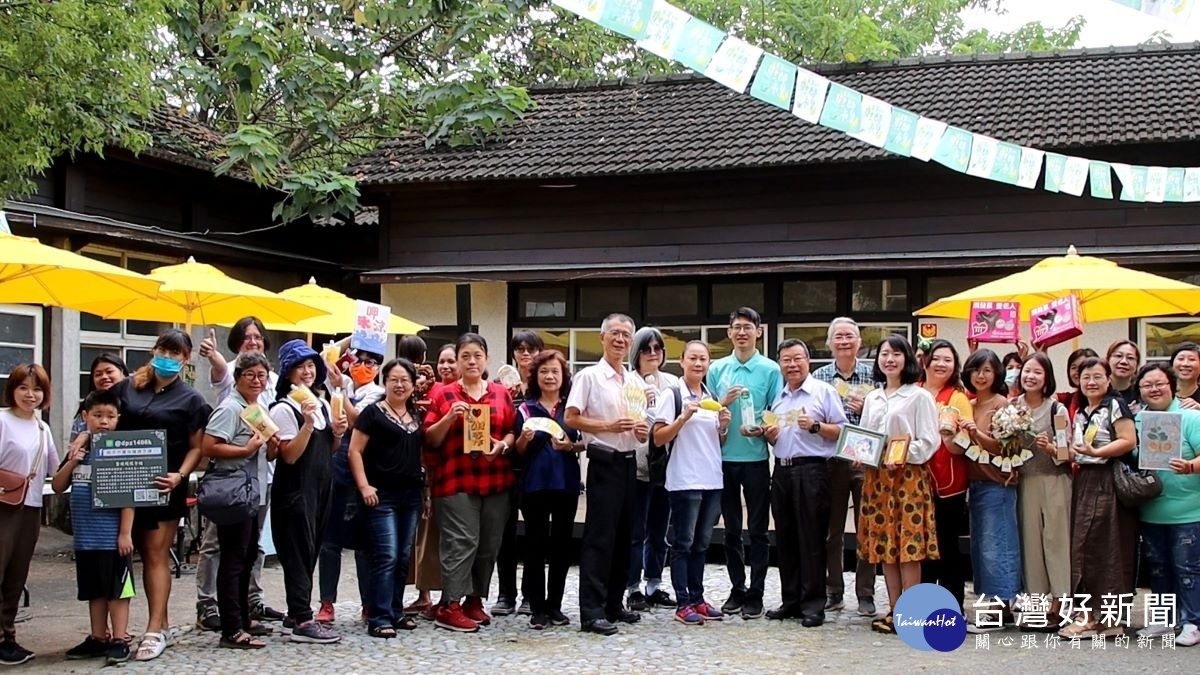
0, 304, 43, 390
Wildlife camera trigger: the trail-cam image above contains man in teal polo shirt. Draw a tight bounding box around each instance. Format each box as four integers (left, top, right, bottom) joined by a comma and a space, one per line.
706, 307, 781, 619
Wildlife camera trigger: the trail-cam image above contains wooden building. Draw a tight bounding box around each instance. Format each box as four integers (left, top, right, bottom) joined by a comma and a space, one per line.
351, 44, 1200, 376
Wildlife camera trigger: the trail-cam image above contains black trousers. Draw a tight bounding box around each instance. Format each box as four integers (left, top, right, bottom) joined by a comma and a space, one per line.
521, 490, 577, 615
721, 459, 772, 598
578, 449, 635, 622
217, 517, 260, 639
496, 484, 521, 601
770, 459, 831, 620
272, 487, 330, 624
921, 492, 968, 612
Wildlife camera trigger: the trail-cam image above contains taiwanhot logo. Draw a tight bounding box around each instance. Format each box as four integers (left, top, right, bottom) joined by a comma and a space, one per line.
893, 583, 966, 652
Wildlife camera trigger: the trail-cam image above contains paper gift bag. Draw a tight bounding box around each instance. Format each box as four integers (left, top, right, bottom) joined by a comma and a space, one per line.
1029, 294, 1083, 348
968, 301, 1020, 342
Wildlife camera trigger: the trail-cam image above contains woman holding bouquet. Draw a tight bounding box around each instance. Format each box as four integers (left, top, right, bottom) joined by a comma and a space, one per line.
918, 340, 971, 613
961, 349, 1021, 627
858, 336, 941, 635
1059, 357, 1137, 639
1014, 353, 1073, 628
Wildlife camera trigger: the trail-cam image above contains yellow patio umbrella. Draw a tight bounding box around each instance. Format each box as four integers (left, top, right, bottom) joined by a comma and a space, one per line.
258, 277, 427, 338
916, 246, 1200, 322
74, 257, 328, 330
0, 216, 163, 308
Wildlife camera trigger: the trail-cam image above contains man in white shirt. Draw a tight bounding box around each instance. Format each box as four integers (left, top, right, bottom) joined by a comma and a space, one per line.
565, 314, 650, 636
763, 339, 847, 627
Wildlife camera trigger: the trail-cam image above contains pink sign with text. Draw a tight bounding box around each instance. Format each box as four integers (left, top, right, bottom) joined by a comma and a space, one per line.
1030, 295, 1083, 348
968, 301, 1020, 342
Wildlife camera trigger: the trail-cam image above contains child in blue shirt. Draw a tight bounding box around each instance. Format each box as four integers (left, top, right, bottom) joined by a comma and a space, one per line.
52, 388, 135, 664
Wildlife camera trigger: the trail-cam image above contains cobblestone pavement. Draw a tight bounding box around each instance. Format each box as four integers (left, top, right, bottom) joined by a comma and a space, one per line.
15, 529, 1196, 674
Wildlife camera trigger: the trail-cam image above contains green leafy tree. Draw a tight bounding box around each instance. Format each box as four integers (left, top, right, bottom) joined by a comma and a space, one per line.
0, 0, 165, 201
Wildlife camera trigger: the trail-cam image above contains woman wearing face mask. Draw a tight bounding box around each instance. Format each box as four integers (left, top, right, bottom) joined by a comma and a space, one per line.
1106, 340, 1141, 408
1132, 363, 1200, 646
316, 348, 383, 624
1058, 348, 1098, 419
1058, 357, 1137, 639
1001, 352, 1023, 400
1171, 342, 1200, 410
111, 329, 212, 661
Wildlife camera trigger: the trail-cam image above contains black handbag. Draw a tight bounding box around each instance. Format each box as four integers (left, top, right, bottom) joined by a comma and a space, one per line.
196, 462, 260, 525
1111, 458, 1162, 508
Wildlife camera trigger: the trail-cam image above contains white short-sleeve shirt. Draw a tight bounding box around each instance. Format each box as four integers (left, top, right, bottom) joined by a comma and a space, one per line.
0, 409, 56, 508
565, 359, 641, 453
652, 383, 724, 491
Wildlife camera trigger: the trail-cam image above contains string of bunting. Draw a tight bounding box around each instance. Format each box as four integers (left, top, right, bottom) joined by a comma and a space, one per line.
551, 0, 1200, 203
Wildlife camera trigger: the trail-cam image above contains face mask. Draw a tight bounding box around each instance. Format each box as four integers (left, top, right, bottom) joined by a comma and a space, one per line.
151, 354, 184, 379
1004, 369, 1019, 386
350, 363, 377, 387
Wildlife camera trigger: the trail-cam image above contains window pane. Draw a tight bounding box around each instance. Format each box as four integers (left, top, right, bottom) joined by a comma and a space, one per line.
574, 329, 603, 365
658, 328, 701, 363
1145, 320, 1200, 360
128, 320, 170, 337
852, 279, 908, 312
711, 283, 764, 318
578, 286, 630, 320
926, 274, 999, 302
517, 287, 567, 319
126, 257, 165, 275
0, 314, 35, 344
782, 280, 837, 314
705, 326, 765, 360
126, 349, 153, 370
646, 285, 697, 318
858, 324, 912, 358
523, 329, 570, 361
780, 325, 833, 361
80, 312, 120, 333
0, 345, 34, 374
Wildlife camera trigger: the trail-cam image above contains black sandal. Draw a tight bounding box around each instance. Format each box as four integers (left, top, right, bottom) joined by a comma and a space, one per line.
393, 616, 418, 631
245, 622, 272, 637
219, 631, 266, 649
369, 625, 397, 639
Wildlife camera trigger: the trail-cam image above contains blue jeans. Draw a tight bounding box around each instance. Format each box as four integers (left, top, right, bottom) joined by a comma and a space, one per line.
968, 481, 1021, 602
318, 446, 371, 605
1142, 521, 1200, 625
363, 487, 422, 629
627, 479, 671, 593
669, 489, 722, 607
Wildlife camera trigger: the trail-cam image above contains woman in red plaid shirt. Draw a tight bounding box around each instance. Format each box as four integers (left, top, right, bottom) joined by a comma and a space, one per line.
423, 334, 517, 632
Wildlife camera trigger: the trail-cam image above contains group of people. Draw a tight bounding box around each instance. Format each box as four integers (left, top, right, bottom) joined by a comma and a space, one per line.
1, 307, 1199, 665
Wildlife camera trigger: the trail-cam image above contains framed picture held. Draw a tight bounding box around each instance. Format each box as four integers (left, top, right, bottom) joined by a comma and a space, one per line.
834, 425, 887, 468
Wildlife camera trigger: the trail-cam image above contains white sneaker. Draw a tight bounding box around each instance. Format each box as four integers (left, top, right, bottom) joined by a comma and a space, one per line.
1137, 624, 1174, 638
1177, 623, 1200, 646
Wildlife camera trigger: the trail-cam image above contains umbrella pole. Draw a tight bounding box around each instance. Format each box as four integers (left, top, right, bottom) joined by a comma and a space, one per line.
307, 332, 313, 347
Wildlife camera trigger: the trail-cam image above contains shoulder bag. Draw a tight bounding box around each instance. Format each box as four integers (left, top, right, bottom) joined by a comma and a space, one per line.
0, 420, 46, 508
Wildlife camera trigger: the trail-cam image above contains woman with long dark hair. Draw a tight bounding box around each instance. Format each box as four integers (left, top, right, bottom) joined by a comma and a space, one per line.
112, 329, 211, 661
71, 354, 128, 441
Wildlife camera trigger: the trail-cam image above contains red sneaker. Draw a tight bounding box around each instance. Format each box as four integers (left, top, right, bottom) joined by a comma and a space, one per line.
462, 596, 492, 626
435, 602, 479, 633
315, 601, 334, 624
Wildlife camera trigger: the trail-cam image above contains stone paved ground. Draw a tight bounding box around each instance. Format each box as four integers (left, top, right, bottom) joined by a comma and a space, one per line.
14, 528, 1195, 674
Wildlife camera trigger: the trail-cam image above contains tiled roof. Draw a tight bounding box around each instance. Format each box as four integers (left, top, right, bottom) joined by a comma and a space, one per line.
138, 108, 229, 174
351, 43, 1200, 186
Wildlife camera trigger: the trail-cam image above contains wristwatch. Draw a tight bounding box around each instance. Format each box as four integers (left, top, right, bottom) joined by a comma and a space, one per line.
808, 422, 821, 434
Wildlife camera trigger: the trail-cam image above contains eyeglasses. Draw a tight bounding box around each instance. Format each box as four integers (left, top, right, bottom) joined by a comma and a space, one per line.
779, 356, 809, 365
357, 358, 380, 367
385, 378, 412, 387
606, 330, 633, 341
1111, 354, 1138, 363
640, 344, 664, 354
729, 324, 757, 334
830, 333, 858, 342
1139, 381, 1170, 392
1079, 375, 1108, 384
239, 371, 269, 381
513, 346, 538, 354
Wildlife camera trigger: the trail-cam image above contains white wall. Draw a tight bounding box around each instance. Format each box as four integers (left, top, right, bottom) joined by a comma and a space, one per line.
381, 281, 509, 359
920, 318, 1130, 391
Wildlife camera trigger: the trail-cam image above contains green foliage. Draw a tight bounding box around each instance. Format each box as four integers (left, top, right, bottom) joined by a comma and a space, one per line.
0, 0, 164, 202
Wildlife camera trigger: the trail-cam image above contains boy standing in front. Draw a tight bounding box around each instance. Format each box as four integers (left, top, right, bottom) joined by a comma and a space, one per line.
53, 389, 135, 664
